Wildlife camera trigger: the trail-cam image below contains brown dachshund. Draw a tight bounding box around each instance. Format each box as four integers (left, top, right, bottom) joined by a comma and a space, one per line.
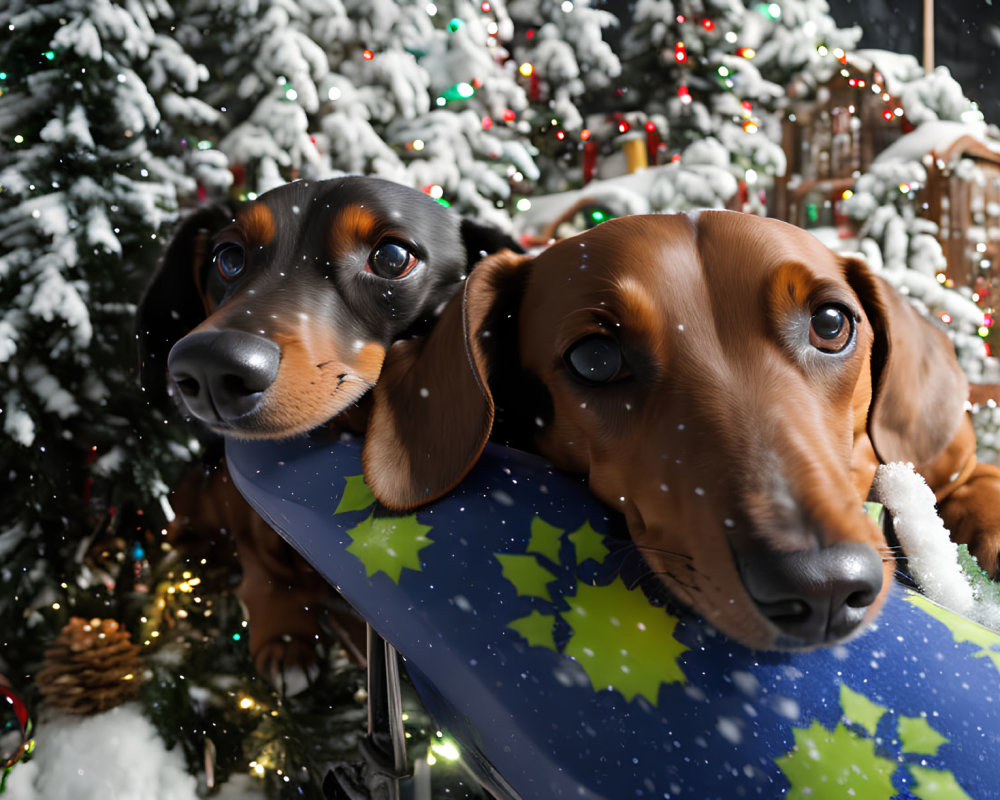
360, 211, 1000, 651
137, 176, 520, 685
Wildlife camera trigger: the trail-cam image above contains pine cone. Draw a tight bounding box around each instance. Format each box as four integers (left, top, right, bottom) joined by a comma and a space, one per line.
36, 617, 142, 715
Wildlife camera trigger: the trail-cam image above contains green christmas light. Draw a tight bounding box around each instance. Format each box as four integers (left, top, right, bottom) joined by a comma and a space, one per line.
448, 17, 463, 31
756, 2, 781, 19
436, 81, 476, 104
43, 50, 55, 61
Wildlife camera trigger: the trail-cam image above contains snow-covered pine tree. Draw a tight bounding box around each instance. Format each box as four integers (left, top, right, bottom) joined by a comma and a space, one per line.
604, 0, 863, 214
166, 0, 542, 225
502, 0, 622, 194
0, 0, 208, 670
168, 0, 348, 195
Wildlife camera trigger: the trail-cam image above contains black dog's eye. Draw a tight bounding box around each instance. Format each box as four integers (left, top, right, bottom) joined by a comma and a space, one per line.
214, 244, 245, 281
368, 241, 419, 279
809, 304, 854, 353
565, 334, 624, 383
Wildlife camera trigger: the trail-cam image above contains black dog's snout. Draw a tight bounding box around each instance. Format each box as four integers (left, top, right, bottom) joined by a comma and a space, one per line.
167, 330, 281, 424
742, 542, 884, 647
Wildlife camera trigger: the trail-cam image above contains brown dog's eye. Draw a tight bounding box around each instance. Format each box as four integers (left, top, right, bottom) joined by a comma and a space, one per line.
214, 244, 245, 281
565, 335, 624, 383
810, 305, 853, 352
368, 242, 419, 279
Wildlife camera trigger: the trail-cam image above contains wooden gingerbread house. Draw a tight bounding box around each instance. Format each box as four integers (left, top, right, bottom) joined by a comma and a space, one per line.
901, 123, 1000, 294
773, 53, 1000, 306
772, 52, 910, 233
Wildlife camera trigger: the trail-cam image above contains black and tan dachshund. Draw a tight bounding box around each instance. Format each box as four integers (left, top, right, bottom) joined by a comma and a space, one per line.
137, 176, 520, 689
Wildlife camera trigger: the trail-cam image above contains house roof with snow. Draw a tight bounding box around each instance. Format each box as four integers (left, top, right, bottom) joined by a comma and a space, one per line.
872, 119, 1000, 167
848, 49, 925, 95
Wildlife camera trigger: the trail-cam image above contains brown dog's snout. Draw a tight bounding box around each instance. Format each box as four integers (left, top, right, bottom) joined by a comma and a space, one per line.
739, 542, 884, 647
167, 330, 281, 424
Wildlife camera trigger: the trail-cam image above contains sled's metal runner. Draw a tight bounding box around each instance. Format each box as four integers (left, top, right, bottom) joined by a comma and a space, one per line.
323, 626, 413, 800
324, 626, 518, 800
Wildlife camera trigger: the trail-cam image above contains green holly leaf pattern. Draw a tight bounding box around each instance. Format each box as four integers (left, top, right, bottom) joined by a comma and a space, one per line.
568, 521, 610, 566
899, 714, 948, 757
563, 578, 687, 703
526, 517, 563, 563
777, 680, 967, 800
496, 553, 558, 601
345, 513, 433, 583
775, 720, 897, 799
335, 473, 376, 514
840, 684, 885, 736
507, 610, 557, 650
908, 765, 974, 800
906, 592, 1000, 674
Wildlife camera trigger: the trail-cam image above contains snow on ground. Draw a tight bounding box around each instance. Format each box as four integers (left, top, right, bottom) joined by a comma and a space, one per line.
5, 703, 266, 800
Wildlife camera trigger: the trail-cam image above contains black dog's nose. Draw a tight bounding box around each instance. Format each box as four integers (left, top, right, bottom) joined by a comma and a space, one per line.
167, 330, 281, 424
741, 542, 884, 647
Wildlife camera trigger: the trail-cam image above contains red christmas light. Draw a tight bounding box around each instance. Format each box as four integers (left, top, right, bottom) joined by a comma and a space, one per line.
676, 14, 686, 22
503, 108, 517, 122
556, 130, 566, 140
675, 42, 687, 63
362, 49, 374, 60
701, 18, 715, 30
645, 121, 657, 132
580, 128, 592, 141
482, 116, 493, 129
481, 0, 491, 10
882, 109, 894, 121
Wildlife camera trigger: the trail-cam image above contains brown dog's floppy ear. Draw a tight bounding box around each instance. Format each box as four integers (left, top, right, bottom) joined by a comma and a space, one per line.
363, 250, 532, 510
136, 204, 233, 408
845, 256, 968, 466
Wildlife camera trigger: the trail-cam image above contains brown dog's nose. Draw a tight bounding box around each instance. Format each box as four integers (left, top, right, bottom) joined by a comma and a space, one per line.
167, 330, 281, 424
740, 543, 884, 647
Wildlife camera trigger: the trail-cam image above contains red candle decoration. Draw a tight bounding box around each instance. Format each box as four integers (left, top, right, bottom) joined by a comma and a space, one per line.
645, 121, 662, 165
583, 139, 599, 184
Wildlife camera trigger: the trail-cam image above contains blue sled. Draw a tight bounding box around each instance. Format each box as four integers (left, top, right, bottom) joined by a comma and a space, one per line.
226, 430, 1000, 800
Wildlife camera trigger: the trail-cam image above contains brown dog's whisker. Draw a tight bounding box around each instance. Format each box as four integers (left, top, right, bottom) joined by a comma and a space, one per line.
629, 543, 694, 562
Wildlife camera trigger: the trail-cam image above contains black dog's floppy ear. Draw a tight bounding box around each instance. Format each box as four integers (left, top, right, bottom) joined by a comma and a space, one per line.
845, 256, 968, 466
363, 249, 532, 510
136, 204, 233, 407
460, 217, 525, 265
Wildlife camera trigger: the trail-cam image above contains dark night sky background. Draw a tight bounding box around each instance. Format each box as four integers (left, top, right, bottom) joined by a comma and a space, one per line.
827, 0, 1000, 123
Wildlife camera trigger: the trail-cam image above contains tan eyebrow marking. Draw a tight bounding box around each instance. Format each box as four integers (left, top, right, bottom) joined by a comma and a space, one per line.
236, 202, 277, 248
